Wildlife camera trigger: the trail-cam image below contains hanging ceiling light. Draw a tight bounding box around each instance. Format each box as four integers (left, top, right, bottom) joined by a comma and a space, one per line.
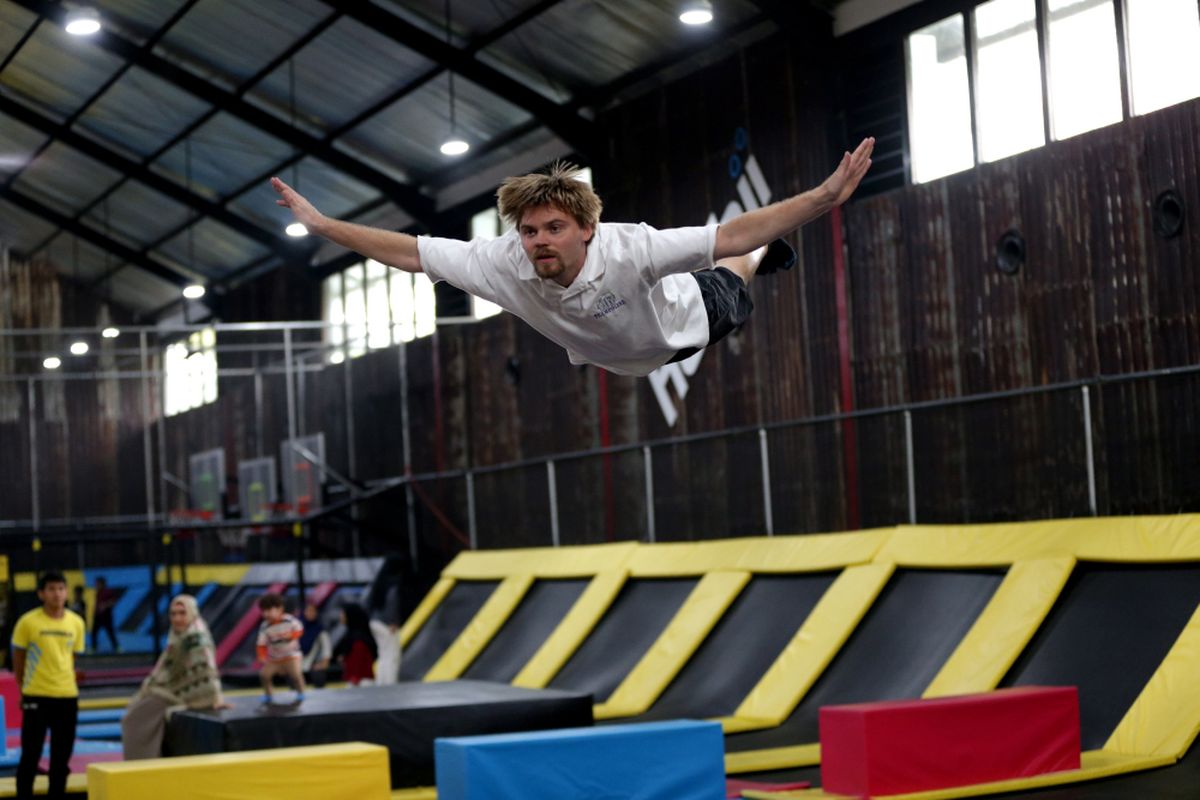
285, 222, 308, 237
69, 341, 89, 356
679, 0, 714, 25
183, 284, 206, 299
64, 7, 102, 36
440, 0, 469, 157
43, 356, 62, 370
101, 327, 120, 338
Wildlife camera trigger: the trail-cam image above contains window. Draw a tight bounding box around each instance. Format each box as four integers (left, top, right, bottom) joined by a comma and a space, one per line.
974, 0, 1045, 163
1046, 0, 1122, 139
906, 0, 1200, 184
1125, 0, 1200, 116
907, 15, 975, 182
322, 261, 436, 363
164, 327, 217, 417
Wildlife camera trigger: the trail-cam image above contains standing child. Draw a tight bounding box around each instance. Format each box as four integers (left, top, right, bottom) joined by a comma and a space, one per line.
10, 571, 86, 800
256, 593, 305, 704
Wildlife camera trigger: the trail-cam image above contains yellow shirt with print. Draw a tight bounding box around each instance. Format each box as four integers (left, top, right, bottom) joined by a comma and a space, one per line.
11, 608, 86, 698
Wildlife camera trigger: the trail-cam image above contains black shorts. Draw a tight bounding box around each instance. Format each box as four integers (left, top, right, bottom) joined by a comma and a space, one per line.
667, 267, 754, 364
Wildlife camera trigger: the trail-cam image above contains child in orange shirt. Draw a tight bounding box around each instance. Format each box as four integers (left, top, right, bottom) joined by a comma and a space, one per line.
256, 593, 306, 704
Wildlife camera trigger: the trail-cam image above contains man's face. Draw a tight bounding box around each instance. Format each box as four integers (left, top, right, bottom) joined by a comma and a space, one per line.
39, 581, 68, 613
518, 205, 593, 286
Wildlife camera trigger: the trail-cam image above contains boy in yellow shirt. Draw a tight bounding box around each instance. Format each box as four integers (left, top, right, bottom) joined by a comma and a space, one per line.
10, 571, 86, 799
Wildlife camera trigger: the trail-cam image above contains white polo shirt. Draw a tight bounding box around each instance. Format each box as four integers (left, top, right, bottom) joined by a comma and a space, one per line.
418, 222, 718, 376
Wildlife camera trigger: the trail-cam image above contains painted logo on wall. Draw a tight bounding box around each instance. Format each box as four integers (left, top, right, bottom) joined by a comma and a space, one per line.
648, 128, 775, 427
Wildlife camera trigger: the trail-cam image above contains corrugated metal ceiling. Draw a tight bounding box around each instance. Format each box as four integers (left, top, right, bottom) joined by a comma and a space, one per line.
0, 0, 839, 316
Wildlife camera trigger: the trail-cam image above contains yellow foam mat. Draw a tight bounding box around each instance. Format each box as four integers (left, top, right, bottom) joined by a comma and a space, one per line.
442, 541, 637, 579
726, 743, 823, 774
596, 570, 751, 719
739, 750, 1175, 799
0, 774, 88, 798
923, 557, 1074, 697
727, 563, 895, 731
513, 569, 629, 689
627, 531, 889, 576
424, 575, 535, 681
86, 742, 390, 800
391, 788, 437, 800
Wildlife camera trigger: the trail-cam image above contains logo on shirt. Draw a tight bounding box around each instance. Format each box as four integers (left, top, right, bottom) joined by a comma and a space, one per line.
592, 292, 627, 320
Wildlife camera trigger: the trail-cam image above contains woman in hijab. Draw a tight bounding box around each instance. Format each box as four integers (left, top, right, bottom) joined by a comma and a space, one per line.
121, 594, 229, 759
332, 602, 377, 685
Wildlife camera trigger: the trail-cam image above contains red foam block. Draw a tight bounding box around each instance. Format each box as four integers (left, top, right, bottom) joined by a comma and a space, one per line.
820, 686, 1080, 796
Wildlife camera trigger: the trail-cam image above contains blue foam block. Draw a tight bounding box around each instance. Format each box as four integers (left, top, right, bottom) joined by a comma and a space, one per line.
435, 719, 725, 800
76, 722, 123, 739
78, 708, 125, 723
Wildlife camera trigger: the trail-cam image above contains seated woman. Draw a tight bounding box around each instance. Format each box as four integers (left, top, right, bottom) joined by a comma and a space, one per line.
332, 603, 377, 686
299, 602, 332, 688
121, 594, 229, 759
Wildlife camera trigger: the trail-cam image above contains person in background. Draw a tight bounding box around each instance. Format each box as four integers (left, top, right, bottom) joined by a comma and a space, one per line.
333, 603, 377, 686
69, 585, 87, 622
10, 571, 85, 800
91, 576, 119, 653
256, 593, 305, 704
299, 602, 331, 689
121, 594, 229, 759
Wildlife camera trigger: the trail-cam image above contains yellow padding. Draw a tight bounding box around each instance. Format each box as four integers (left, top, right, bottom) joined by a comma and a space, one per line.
86, 743, 390, 800
595, 571, 751, 719
391, 788, 437, 800
628, 531, 889, 576
400, 577, 456, 648
0, 773, 88, 797
155, 564, 250, 586
424, 575, 535, 681
730, 563, 896, 727
739, 750, 1174, 799
924, 557, 1075, 697
513, 570, 628, 689
15, 570, 87, 592
0, 555, 8, 582
1107, 599, 1200, 757
443, 541, 637, 579
725, 743, 822, 774
877, 515, 1200, 566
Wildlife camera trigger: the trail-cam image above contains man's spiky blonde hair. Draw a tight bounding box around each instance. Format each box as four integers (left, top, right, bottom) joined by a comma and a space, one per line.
496, 161, 602, 230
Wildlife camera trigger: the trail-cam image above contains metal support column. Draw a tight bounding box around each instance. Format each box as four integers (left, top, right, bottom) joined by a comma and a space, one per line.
294, 521, 307, 604
466, 471, 477, 550
547, 460, 560, 547
27, 379, 39, 534
904, 410, 917, 524
398, 342, 418, 566
1082, 385, 1097, 515
643, 445, 656, 543
140, 333, 157, 524
758, 428, 774, 536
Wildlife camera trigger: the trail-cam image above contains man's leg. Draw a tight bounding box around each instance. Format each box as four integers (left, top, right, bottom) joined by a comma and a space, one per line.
17, 696, 51, 800
46, 697, 78, 797
101, 615, 120, 651
717, 238, 797, 285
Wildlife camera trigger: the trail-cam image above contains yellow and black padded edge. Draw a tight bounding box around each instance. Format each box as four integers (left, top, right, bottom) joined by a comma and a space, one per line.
399, 577, 456, 649
512, 569, 629, 689
738, 751, 1175, 800
724, 743, 823, 776
595, 570, 752, 719
721, 561, 896, 758
441, 541, 638, 580
877, 515, 1200, 566
390, 787, 437, 800
424, 575, 535, 681
1106, 598, 1200, 758
627, 530, 890, 577
923, 557, 1075, 697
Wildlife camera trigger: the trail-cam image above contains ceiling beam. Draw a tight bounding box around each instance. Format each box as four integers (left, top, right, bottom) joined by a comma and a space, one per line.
329, 0, 598, 158
11, 0, 437, 228
0, 94, 299, 258
4, 187, 194, 287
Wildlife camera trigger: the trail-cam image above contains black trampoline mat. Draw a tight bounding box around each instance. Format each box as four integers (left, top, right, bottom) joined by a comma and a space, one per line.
725, 568, 1003, 752
549, 577, 697, 703
633, 573, 838, 722
463, 578, 588, 683
999, 562, 1200, 751
400, 580, 498, 680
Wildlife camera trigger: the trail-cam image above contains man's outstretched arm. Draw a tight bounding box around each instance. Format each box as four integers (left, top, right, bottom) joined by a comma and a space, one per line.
713, 137, 874, 260
271, 177, 423, 273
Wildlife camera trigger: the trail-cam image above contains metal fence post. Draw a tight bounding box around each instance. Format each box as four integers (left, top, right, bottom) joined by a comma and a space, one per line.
1082, 385, 1097, 515
758, 428, 774, 536
547, 460, 560, 547
904, 410, 917, 524
28, 378, 39, 533
643, 445, 656, 542
466, 470, 477, 550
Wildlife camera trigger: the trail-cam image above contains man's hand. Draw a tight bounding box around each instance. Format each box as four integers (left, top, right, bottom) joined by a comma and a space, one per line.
271, 177, 326, 234
818, 137, 875, 206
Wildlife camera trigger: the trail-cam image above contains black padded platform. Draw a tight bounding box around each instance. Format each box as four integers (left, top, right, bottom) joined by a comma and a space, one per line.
164, 680, 593, 787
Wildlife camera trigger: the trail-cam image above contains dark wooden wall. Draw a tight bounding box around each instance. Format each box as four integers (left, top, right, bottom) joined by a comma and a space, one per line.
5, 23, 1200, 577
